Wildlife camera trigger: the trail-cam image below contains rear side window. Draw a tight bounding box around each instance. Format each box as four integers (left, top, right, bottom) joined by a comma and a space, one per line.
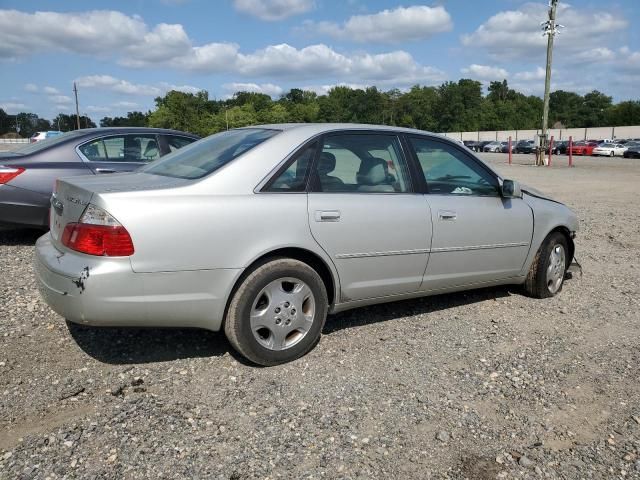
311, 134, 412, 193
165, 135, 197, 152
143, 128, 279, 179
79, 135, 160, 162
265, 142, 317, 192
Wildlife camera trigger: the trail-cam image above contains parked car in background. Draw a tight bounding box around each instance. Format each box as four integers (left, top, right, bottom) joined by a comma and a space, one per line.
34, 123, 578, 366
30, 131, 63, 143
0, 127, 199, 229
483, 141, 503, 152
500, 141, 515, 153
551, 140, 568, 155
568, 141, 598, 156
622, 142, 640, 158
592, 143, 627, 157
463, 140, 479, 150
515, 140, 537, 154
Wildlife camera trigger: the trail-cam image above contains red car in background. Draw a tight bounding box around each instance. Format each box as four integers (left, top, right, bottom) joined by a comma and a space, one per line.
568, 141, 598, 155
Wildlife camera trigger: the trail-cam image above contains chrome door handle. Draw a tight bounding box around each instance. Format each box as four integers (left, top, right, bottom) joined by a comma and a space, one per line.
438, 210, 457, 221
95, 168, 115, 174
315, 210, 341, 222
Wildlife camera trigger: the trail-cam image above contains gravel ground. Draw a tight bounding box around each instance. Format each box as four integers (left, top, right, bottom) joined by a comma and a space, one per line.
1, 153, 639, 479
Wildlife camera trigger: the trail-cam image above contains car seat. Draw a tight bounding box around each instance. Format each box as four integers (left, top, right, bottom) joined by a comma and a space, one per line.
317, 152, 345, 191
357, 157, 395, 192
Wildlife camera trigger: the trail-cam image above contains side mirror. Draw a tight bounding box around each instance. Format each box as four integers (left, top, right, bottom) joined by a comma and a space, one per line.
501, 179, 522, 198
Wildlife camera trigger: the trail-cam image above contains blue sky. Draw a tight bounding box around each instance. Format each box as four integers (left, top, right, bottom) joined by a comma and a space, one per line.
1, 0, 638, 121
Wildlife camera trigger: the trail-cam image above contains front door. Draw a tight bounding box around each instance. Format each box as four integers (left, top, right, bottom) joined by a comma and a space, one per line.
406, 136, 534, 291
307, 132, 432, 301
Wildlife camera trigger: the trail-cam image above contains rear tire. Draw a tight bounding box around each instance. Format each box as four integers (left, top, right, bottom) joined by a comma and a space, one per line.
523, 232, 569, 299
224, 258, 328, 366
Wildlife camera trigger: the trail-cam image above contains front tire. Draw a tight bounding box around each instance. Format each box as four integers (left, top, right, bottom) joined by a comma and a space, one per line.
224, 258, 328, 366
523, 232, 569, 299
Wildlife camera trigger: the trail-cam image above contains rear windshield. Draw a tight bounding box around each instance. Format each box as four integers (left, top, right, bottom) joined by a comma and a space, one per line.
12, 130, 86, 154
142, 128, 279, 179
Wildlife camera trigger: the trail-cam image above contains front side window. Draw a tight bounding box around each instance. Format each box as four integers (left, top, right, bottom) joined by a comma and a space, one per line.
409, 137, 499, 196
79, 135, 160, 163
143, 128, 279, 179
311, 134, 411, 193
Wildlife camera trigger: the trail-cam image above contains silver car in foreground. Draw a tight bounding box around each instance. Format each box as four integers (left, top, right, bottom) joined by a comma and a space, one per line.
35, 124, 578, 366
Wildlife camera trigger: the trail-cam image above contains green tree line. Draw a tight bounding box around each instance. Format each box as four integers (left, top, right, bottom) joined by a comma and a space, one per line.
2, 79, 639, 138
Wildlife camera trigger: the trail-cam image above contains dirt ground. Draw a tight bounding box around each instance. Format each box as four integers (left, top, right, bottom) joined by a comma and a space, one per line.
1, 153, 639, 479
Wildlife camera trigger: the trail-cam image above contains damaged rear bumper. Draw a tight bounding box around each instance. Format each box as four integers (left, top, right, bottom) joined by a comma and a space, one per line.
34, 233, 239, 331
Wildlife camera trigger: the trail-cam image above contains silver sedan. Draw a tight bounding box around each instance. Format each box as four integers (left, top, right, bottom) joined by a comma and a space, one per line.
35, 124, 578, 366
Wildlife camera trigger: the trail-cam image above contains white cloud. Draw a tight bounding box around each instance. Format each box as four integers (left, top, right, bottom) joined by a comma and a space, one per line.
306, 5, 452, 43
76, 75, 162, 96
461, 3, 628, 60
233, 43, 446, 85
461, 64, 509, 81
122, 23, 192, 66
0, 101, 28, 113
0, 10, 146, 59
24, 83, 38, 93
223, 82, 284, 97
114, 101, 140, 108
232, 0, 314, 21
43, 86, 60, 95
86, 105, 112, 113
49, 95, 72, 104
159, 83, 205, 94
513, 67, 545, 81
301, 83, 369, 96
0, 10, 445, 88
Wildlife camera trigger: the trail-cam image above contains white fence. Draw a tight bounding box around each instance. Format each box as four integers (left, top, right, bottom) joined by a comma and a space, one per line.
444, 125, 640, 142
0, 138, 29, 144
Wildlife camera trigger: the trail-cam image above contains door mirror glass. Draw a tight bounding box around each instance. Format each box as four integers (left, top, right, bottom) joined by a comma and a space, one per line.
501, 179, 522, 198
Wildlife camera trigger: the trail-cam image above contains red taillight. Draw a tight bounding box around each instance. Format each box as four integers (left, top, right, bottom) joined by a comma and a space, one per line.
0, 167, 25, 184
62, 223, 134, 256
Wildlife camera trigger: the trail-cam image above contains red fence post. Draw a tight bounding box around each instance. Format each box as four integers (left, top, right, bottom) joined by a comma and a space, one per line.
508, 136, 512, 165
548, 135, 554, 167
568, 136, 573, 167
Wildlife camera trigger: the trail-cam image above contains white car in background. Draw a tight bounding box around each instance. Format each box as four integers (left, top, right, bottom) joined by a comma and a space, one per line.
592, 143, 627, 157
30, 131, 63, 143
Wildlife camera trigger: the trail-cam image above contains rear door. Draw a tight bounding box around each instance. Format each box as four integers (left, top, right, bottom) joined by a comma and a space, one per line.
307, 132, 431, 301
77, 134, 161, 174
407, 135, 533, 290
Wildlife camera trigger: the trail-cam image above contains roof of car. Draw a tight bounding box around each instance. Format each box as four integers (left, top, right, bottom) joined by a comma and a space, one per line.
73, 127, 199, 137
249, 123, 439, 137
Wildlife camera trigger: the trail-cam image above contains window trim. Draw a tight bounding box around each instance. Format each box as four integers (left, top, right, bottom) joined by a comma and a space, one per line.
76, 133, 161, 164
307, 130, 418, 195
405, 134, 502, 197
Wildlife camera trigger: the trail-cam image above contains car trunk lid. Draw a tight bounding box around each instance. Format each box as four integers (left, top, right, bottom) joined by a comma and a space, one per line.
49, 172, 191, 249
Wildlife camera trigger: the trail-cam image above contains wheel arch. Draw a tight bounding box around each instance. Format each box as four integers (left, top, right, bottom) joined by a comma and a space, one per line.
548, 225, 575, 264
222, 246, 339, 327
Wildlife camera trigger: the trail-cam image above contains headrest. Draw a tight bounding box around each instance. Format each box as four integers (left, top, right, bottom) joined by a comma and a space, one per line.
317, 152, 336, 174
144, 140, 159, 157
357, 157, 389, 186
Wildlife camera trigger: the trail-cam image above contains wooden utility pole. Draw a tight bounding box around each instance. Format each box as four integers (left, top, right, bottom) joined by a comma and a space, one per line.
537, 0, 561, 166
73, 82, 81, 130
